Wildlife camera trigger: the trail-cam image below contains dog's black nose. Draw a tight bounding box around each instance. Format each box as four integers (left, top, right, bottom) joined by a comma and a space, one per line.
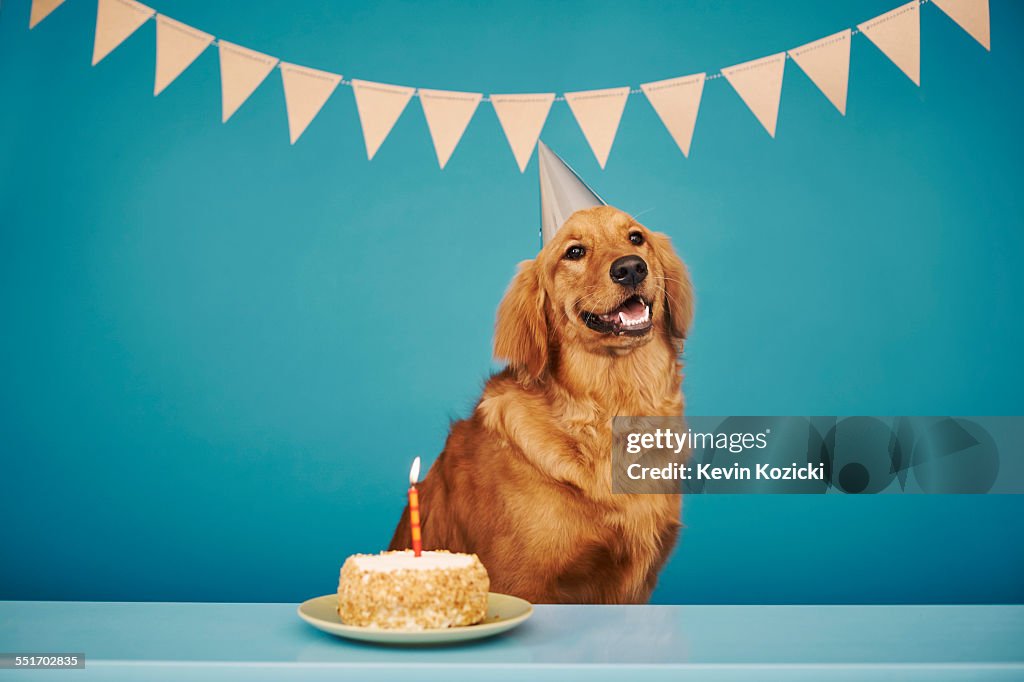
609, 255, 648, 286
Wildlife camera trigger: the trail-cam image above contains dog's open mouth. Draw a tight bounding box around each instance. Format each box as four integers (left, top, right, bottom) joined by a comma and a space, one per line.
580, 294, 652, 336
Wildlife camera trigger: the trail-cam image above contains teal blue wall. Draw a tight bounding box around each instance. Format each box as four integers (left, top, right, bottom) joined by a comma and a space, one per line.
1, 0, 1022, 603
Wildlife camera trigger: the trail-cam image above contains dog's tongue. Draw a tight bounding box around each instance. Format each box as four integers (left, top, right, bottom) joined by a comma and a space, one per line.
619, 297, 646, 319
600, 296, 647, 323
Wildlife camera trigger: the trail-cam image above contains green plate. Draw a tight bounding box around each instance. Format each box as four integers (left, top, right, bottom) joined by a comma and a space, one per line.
297, 592, 533, 645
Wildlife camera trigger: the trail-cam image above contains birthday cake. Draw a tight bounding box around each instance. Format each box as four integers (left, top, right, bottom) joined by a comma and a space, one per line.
337, 550, 489, 629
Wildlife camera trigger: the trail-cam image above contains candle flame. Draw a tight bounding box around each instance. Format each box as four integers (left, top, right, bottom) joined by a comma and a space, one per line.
409, 456, 421, 485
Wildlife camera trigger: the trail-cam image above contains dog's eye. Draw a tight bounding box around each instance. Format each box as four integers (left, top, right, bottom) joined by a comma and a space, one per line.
564, 245, 586, 260
629, 231, 645, 246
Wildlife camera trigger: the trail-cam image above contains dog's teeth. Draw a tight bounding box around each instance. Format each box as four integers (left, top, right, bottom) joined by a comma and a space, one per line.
618, 312, 627, 325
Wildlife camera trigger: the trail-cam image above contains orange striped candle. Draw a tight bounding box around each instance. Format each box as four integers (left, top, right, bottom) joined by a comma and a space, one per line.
408, 457, 422, 557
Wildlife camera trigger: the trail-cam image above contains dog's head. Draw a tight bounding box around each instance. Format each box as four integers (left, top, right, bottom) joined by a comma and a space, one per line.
494, 206, 694, 380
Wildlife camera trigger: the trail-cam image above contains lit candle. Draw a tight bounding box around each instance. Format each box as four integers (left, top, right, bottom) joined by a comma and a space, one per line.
408, 457, 422, 557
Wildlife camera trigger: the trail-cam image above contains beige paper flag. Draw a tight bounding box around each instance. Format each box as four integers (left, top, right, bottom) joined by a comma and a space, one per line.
154, 15, 213, 96
932, 0, 990, 50
789, 29, 852, 115
92, 0, 154, 66
858, 1, 921, 86
640, 73, 705, 157
218, 41, 279, 123
279, 62, 342, 144
490, 93, 555, 172
419, 89, 482, 169
722, 53, 786, 137
564, 87, 630, 169
29, 0, 64, 29
351, 80, 416, 160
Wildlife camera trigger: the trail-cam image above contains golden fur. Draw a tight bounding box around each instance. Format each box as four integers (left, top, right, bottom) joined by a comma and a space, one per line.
390, 206, 694, 603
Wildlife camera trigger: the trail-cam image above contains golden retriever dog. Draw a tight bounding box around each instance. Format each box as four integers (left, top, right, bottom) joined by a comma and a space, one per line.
389, 205, 694, 603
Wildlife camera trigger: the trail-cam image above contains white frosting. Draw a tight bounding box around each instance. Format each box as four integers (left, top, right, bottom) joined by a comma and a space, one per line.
350, 550, 475, 572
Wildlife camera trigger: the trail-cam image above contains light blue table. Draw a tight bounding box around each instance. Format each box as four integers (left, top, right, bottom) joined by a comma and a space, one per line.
1, 601, 1022, 680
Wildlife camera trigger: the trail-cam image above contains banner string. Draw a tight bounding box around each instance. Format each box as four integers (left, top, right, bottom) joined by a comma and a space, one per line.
186, 0, 931, 103
27, 0, 984, 164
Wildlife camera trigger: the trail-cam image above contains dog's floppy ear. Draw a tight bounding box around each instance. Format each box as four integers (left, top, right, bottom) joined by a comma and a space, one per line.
650, 231, 695, 341
494, 259, 548, 381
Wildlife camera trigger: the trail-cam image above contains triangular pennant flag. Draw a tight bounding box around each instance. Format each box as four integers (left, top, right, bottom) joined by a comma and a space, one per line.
29, 0, 64, 29
218, 41, 278, 123
857, 1, 921, 86
279, 62, 341, 144
640, 73, 705, 157
92, 0, 154, 66
154, 15, 213, 96
789, 29, 852, 115
419, 89, 482, 169
491, 93, 555, 172
351, 80, 416, 160
564, 87, 630, 169
932, 0, 990, 50
721, 53, 786, 137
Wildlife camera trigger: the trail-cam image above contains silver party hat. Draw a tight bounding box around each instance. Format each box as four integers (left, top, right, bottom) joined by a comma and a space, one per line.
538, 141, 605, 244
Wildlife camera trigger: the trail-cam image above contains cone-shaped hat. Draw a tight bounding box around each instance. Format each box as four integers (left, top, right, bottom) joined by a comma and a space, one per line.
538, 141, 605, 244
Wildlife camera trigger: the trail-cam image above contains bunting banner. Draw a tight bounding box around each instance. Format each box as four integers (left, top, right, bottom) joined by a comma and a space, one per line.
419, 89, 482, 169
640, 74, 705, 157
24, 0, 994, 170
279, 62, 342, 144
218, 41, 278, 123
92, 0, 153, 66
789, 30, 852, 116
932, 0, 990, 50
154, 15, 212, 96
564, 87, 630, 169
29, 0, 64, 29
857, 0, 921, 86
722, 53, 787, 137
351, 80, 416, 160
491, 93, 555, 172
